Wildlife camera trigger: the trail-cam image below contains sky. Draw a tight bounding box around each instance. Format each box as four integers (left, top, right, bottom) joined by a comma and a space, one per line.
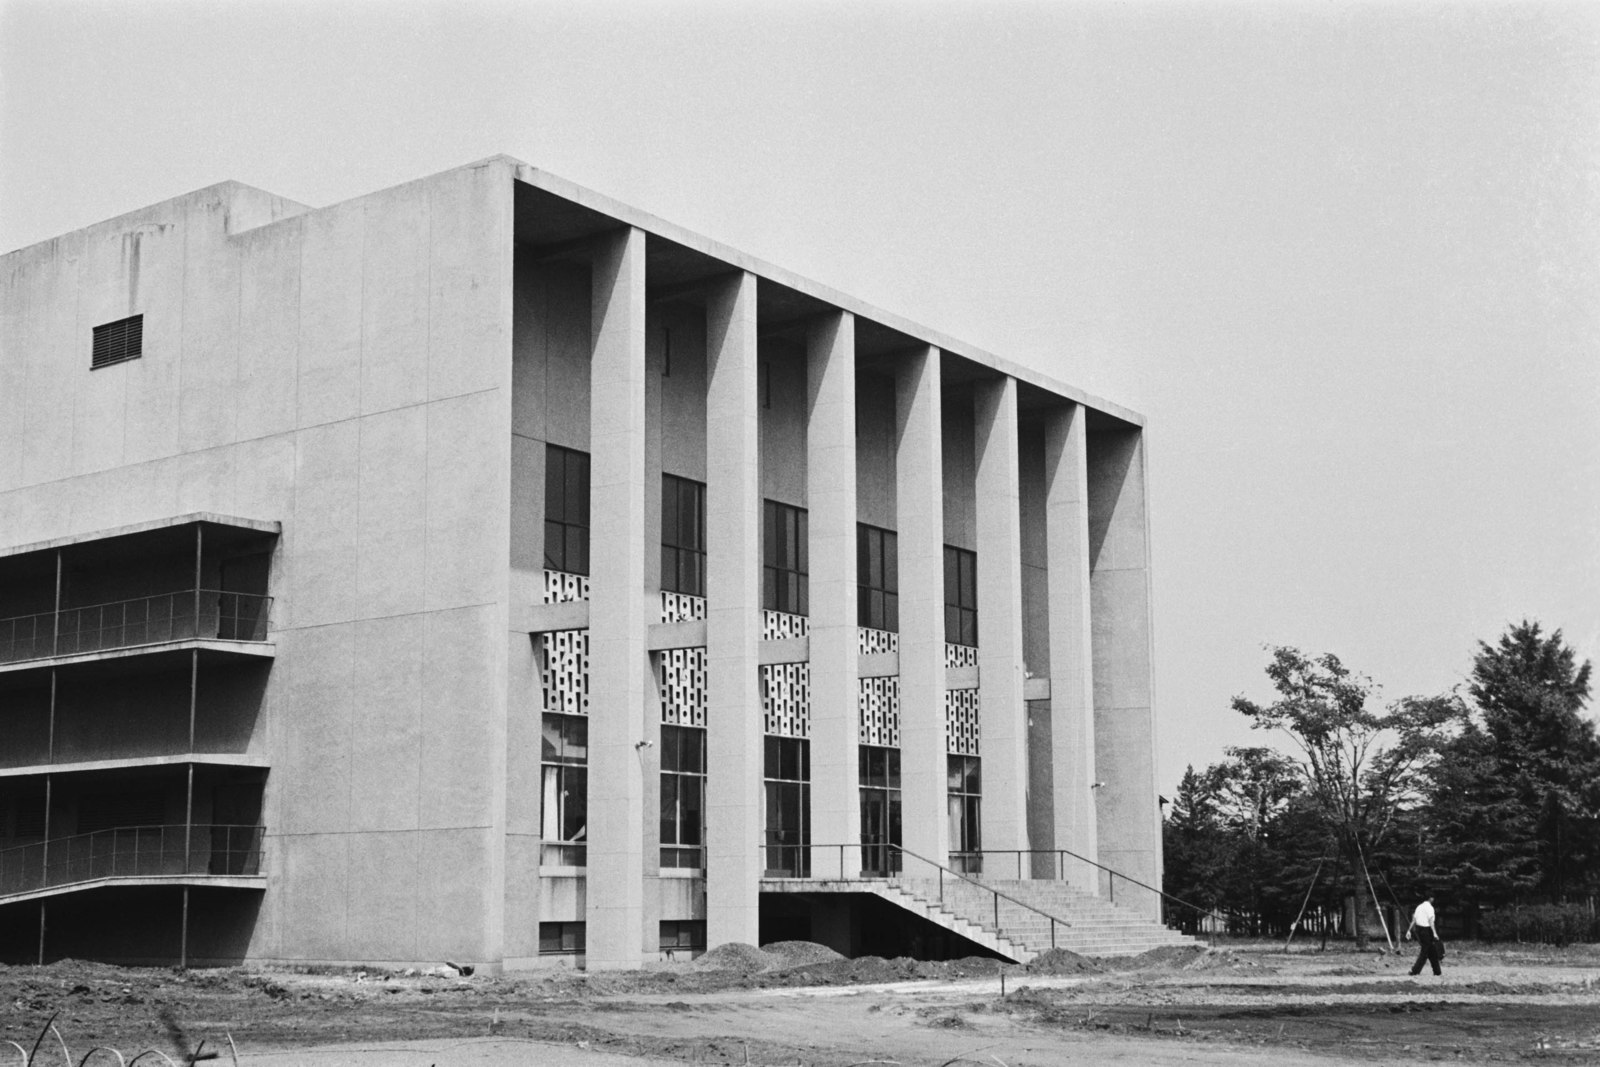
2, 0, 1596, 793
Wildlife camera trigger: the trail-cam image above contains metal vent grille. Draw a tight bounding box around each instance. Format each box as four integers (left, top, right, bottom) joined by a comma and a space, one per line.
91, 314, 143, 369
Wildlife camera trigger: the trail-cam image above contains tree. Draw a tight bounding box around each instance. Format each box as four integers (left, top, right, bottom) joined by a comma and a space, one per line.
1231, 646, 1456, 945
1428, 621, 1600, 904
1162, 765, 1231, 933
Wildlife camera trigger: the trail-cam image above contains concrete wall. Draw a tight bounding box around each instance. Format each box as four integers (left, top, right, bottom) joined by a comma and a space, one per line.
855, 370, 897, 530
759, 340, 807, 507
941, 388, 977, 551
0, 161, 517, 966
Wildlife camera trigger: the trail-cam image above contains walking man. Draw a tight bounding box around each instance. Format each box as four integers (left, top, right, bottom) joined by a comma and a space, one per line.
1406, 890, 1443, 976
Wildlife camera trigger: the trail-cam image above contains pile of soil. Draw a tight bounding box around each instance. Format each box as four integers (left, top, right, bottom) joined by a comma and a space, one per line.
1024, 948, 1102, 975
689, 942, 772, 973
760, 940, 846, 968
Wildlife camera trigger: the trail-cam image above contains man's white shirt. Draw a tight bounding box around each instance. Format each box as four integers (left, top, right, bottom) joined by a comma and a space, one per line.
1412, 900, 1436, 929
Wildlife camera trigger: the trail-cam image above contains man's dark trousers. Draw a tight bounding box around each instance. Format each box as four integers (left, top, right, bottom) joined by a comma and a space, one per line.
1410, 927, 1441, 975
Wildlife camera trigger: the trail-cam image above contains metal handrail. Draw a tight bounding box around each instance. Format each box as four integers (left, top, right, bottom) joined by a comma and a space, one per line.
0, 824, 265, 898
764, 842, 1073, 951
958, 846, 1227, 925
0, 590, 272, 664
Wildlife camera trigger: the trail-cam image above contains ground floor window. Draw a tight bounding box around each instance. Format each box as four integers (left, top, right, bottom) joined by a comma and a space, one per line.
859, 745, 902, 875
659, 919, 706, 954
764, 736, 810, 876
660, 724, 706, 868
539, 921, 586, 955
542, 713, 588, 866
948, 754, 982, 874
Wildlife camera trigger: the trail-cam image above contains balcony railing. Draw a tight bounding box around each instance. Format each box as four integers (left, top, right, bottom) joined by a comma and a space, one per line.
0, 824, 264, 899
0, 590, 272, 665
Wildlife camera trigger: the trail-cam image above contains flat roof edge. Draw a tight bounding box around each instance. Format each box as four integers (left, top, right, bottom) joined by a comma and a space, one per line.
0, 512, 281, 559
509, 161, 1146, 427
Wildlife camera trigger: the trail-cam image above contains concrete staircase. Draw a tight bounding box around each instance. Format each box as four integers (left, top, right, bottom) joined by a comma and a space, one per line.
889, 876, 1203, 961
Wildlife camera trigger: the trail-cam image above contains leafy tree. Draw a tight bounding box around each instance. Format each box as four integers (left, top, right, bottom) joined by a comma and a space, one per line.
1427, 621, 1600, 905
1231, 647, 1456, 945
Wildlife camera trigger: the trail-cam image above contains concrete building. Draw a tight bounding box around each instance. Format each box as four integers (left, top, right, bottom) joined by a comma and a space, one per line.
0, 157, 1172, 970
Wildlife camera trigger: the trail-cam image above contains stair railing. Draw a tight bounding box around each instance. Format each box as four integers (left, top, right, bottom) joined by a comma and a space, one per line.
960, 846, 1231, 936
765, 842, 1072, 952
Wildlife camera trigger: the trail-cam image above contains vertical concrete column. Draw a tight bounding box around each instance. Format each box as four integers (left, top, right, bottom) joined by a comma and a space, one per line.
704, 271, 762, 947
806, 311, 859, 877
974, 376, 1029, 865
1088, 425, 1160, 919
585, 227, 648, 968
1043, 403, 1098, 888
895, 347, 947, 867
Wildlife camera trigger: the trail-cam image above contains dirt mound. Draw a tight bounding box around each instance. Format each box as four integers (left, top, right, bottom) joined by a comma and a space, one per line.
1024, 948, 1102, 975
690, 942, 771, 973
760, 941, 844, 968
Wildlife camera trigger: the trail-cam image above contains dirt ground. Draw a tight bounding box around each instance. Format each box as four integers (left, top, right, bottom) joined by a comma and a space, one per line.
5, 941, 1600, 1066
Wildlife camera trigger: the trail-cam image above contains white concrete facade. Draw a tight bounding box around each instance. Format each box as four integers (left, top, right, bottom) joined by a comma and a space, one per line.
0, 157, 1161, 970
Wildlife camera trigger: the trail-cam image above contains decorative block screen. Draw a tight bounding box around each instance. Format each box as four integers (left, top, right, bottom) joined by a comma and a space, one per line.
858, 676, 901, 747
945, 690, 980, 756
944, 643, 978, 669
761, 663, 810, 737
537, 629, 589, 715
544, 569, 590, 605
762, 610, 809, 640
858, 627, 899, 655
661, 591, 707, 624
659, 647, 708, 726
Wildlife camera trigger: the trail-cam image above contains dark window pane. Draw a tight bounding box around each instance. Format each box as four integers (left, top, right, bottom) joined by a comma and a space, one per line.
686, 552, 704, 597
763, 502, 775, 567
545, 521, 565, 570
568, 455, 589, 524
883, 531, 898, 589
563, 768, 587, 839
662, 478, 679, 544
679, 777, 702, 844
660, 776, 679, 842
546, 452, 566, 523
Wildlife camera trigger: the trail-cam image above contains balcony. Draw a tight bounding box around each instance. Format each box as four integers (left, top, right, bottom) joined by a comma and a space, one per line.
0, 824, 265, 902
0, 590, 272, 666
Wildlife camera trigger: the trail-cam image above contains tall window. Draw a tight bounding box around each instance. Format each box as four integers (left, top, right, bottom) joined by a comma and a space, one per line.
660, 724, 706, 868
944, 546, 978, 647
763, 736, 810, 876
859, 746, 902, 876
857, 525, 899, 632
661, 475, 706, 597
545, 446, 590, 575
948, 754, 982, 874
763, 501, 808, 615
541, 713, 588, 865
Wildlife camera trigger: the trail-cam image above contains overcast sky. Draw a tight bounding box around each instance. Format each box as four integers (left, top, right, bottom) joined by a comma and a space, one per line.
3, 0, 1596, 792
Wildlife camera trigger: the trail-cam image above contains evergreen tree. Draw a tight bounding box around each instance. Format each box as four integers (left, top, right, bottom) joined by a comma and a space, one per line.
1429, 621, 1600, 903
